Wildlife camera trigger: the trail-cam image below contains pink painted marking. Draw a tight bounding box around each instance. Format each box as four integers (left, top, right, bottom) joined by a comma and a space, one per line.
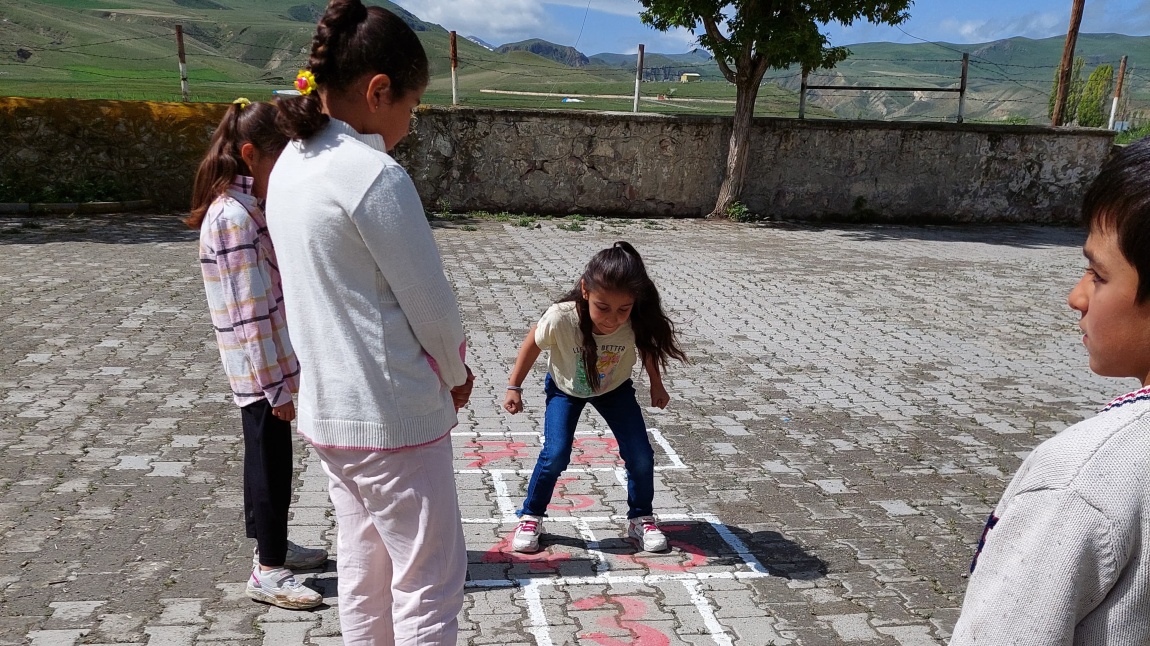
572, 596, 670, 646
548, 476, 596, 511
462, 440, 529, 468
570, 436, 620, 466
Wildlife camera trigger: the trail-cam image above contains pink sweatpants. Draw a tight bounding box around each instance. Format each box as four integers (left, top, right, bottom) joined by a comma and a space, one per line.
316, 435, 466, 645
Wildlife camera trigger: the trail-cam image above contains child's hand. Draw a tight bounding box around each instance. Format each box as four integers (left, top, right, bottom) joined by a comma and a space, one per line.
650, 383, 670, 409
272, 401, 296, 422
451, 366, 476, 411
504, 389, 524, 414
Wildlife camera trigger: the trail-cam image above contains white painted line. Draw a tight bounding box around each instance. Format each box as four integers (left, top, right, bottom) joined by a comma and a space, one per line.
522, 581, 554, 646
456, 465, 685, 475
463, 512, 708, 525
683, 579, 734, 646
702, 513, 771, 576
573, 518, 609, 576
462, 567, 768, 588
491, 471, 518, 519
649, 428, 686, 469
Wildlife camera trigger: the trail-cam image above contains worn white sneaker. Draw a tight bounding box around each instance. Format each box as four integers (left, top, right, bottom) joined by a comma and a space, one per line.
253, 541, 328, 570
246, 567, 322, 610
512, 515, 544, 553
627, 516, 669, 552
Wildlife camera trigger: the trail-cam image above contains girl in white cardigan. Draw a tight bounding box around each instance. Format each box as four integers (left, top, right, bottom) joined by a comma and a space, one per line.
265, 1, 473, 643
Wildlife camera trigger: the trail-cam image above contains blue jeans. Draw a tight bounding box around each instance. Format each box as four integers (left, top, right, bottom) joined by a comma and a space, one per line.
518, 375, 655, 519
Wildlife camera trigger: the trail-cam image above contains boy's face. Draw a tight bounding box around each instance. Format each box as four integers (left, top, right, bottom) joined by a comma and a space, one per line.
1068, 225, 1150, 386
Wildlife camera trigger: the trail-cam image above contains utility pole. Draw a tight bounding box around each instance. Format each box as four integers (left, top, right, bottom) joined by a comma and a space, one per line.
633, 44, 644, 113
957, 52, 969, 124
175, 24, 189, 102
1108, 55, 1128, 130
450, 31, 459, 106
1051, 0, 1085, 126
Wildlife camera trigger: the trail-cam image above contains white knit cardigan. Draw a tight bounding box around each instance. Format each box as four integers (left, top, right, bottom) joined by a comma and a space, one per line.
265, 119, 467, 451
951, 385, 1150, 645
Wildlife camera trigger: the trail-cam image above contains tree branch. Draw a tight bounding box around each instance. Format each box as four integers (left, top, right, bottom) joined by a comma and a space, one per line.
701, 14, 736, 83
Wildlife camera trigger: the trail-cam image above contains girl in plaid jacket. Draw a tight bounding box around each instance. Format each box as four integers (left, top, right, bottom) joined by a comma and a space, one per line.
187, 99, 326, 611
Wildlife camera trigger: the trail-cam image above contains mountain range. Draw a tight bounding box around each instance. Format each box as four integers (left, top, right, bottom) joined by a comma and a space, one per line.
1, 1, 1147, 124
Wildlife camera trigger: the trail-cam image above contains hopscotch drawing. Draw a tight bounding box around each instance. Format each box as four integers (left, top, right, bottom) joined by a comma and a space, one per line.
454, 424, 778, 646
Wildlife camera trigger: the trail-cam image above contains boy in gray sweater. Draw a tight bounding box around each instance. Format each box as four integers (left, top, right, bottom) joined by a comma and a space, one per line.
951, 139, 1150, 645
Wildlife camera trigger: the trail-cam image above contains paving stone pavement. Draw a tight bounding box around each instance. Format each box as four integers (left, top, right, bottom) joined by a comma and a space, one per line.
0, 214, 1120, 645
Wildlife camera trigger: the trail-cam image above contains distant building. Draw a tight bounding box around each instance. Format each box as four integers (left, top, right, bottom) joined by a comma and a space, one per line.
680, 73, 701, 83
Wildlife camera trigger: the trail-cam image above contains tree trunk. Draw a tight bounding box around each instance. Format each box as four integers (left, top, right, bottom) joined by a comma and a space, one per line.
709, 80, 761, 218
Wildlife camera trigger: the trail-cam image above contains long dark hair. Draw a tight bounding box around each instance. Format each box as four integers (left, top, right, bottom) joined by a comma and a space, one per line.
186, 101, 286, 229
559, 241, 687, 392
277, 0, 430, 140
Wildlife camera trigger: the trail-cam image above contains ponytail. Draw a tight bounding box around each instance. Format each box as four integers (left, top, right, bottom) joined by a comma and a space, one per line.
277, 0, 430, 141
186, 101, 286, 229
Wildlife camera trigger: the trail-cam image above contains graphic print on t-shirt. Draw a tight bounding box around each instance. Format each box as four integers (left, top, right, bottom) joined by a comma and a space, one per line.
571, 344, 625, 397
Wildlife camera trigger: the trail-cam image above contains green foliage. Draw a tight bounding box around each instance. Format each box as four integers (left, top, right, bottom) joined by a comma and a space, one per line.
637, 0, 912, 78
1049, 58, 1085, 124
1001, 115, 1030, 125
724, 201, 756, 222
1116, 121, 1150, 145
1078, 64, 1114, 128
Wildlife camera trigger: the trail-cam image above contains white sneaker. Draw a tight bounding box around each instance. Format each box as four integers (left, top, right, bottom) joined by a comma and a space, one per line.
246, 567, 322, 610
627, 516, 669, 552
512, 515, 544, 553
254, 541, 328, 570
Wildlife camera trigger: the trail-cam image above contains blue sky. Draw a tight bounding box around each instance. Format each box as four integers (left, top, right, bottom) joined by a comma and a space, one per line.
392, 0, 1150, 55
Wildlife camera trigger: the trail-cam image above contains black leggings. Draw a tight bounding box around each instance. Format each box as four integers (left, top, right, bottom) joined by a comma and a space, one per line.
242, 399, 293, 567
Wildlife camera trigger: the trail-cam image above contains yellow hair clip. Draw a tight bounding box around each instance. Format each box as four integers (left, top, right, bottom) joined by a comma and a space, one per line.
232, 97, 251, 109
294, 70, 317, 96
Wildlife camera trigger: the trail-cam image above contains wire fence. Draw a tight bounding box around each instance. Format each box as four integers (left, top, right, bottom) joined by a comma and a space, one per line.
2, 27, 1146, 128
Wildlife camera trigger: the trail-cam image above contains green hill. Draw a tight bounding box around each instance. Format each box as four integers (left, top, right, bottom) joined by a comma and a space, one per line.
0, 0, 820, 116
497, 39, 589, 68
2, 2, 1147, 124
763, 34, 1150, 124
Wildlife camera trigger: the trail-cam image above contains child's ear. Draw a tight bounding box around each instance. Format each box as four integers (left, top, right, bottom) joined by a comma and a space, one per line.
580, 279, 588, 300
239, 142, 257, 172
366, 73, 393, 111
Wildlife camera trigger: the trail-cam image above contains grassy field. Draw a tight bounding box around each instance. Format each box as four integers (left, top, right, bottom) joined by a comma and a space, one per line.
2, 1, 1148, 125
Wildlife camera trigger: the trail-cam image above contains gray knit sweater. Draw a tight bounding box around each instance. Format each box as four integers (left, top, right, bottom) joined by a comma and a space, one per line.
265, 119, 467, 451
951, 385, 1150, 645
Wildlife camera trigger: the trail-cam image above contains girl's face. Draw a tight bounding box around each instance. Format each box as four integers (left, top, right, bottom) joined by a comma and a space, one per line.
241, 144, 282, 201
581, 282, 634, 335
1068, 225, 1150, 386
376, 86, 423, 151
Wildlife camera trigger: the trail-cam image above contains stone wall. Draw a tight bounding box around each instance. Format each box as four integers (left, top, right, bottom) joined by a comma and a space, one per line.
0, 97, 226, 209
398, 108, 1115, 224
0, 97, 1115, 223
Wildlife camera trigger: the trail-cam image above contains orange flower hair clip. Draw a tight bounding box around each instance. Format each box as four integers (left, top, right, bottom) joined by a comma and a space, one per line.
295, 69, 317, 96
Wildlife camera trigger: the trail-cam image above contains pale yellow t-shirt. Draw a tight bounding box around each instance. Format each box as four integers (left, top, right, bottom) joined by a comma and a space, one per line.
535, 302, 637, 398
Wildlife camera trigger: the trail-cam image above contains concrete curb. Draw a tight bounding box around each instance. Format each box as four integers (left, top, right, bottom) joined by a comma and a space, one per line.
0, 200, 154, 215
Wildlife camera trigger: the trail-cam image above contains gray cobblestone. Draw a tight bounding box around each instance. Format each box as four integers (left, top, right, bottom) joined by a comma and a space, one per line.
0, 215, 1109, 643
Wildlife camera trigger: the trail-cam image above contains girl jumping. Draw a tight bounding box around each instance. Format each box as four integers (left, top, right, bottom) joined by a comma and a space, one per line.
188, 99, 326, 610
504, 241, 687, 553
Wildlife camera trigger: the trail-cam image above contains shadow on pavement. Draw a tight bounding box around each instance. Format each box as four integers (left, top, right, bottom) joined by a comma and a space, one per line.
462, 519, 827, 587
0, 214, 196, 245
752, 221, 1085, 249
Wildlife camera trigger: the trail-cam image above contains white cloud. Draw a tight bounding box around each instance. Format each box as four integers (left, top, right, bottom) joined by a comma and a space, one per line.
542, 0, 645, 17
392, 0, 545, 40
937, 12, 1063, 42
